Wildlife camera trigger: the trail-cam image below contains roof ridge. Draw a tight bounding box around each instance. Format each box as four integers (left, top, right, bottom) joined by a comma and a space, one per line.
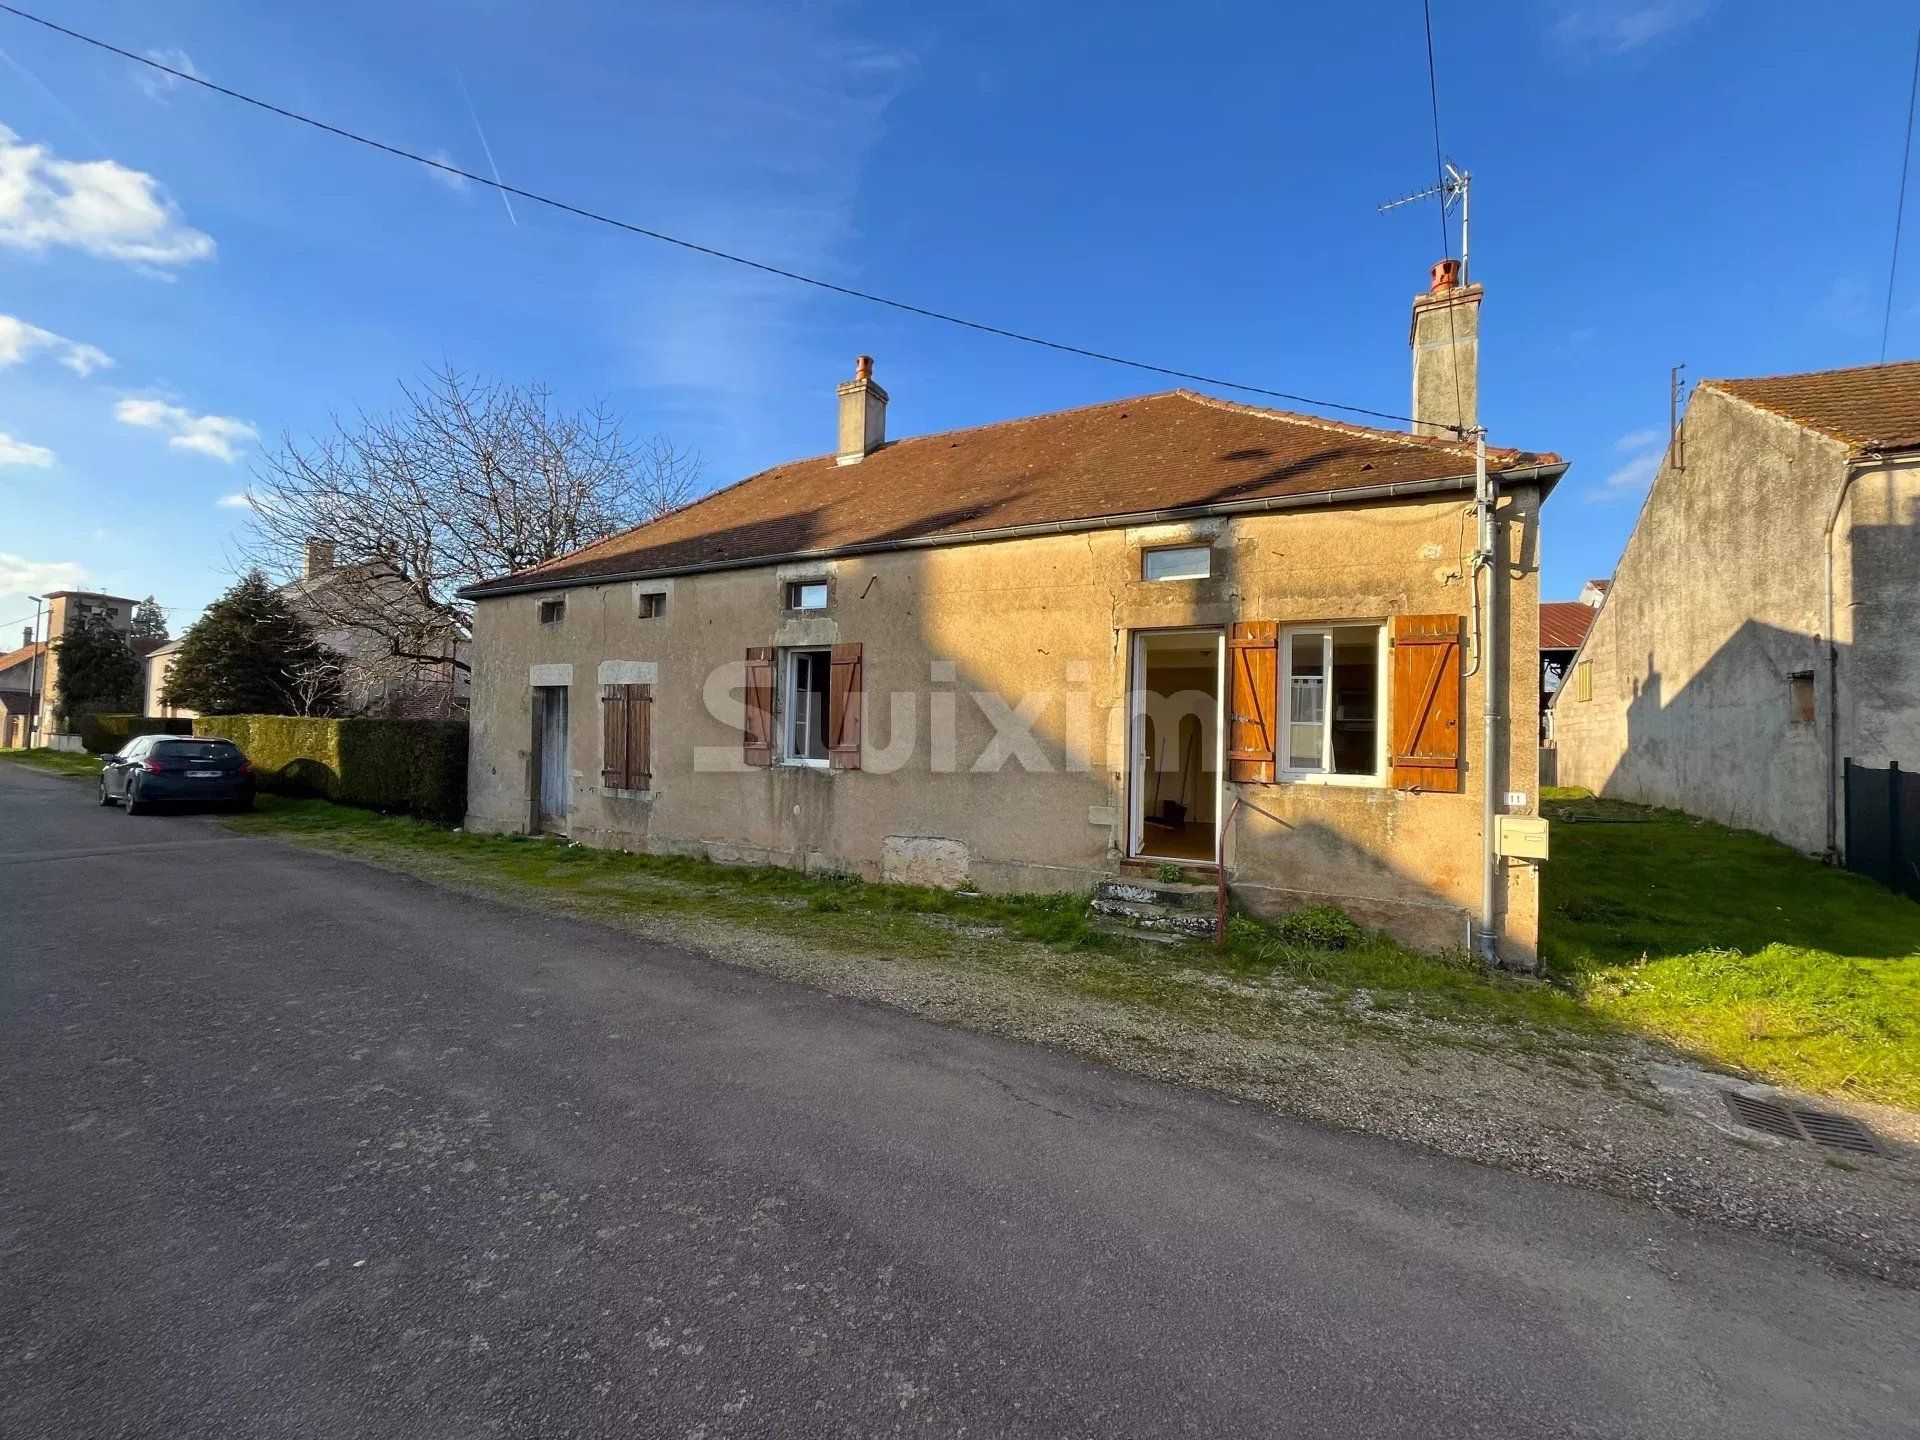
1172, 389, 1534, 463
1703, 357, 1920, 390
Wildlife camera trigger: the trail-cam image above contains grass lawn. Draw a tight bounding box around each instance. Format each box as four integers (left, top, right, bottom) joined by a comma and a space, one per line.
0, 747, 105, 780
1542, 787, 1920, 1110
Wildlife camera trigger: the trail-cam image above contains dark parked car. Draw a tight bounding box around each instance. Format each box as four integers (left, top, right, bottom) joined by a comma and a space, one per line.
100, 735, 256, 815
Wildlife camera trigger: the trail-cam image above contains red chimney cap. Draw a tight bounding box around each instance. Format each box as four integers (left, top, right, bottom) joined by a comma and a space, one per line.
855, 355, 874, 381
1429, 259, 1461, 294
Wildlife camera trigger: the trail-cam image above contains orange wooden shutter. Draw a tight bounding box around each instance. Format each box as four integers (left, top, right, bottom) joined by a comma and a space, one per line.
626, 683, 652, 790
1227, 621, 1277, 784
743, 647, 775, 767
601, 687, 627, 787
828, 643, 863, 771
1390, 614, 1464, 792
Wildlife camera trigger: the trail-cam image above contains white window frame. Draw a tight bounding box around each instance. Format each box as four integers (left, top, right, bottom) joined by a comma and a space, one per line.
1278, 622, 1388, 787
1141, 544, 1211, 582
786, 579, 829, 612
637, 589, 667, 619
781, 647, 832, 768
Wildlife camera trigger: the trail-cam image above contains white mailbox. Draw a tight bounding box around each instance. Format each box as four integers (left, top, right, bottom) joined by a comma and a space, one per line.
1495, 815, 1550, 860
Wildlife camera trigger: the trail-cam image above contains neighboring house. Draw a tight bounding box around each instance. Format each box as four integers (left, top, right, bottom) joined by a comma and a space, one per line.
1551, 360, 1920, 858
282, 540, 470, 717
460, 263, 1566, 962
144, 638, 196, 719
19, 591, 141, 743
1538, 578, 1607, 738
0, 629, 46, 749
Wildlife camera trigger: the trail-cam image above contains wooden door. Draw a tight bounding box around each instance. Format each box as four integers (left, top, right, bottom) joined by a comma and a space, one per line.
537, 686, 570, 830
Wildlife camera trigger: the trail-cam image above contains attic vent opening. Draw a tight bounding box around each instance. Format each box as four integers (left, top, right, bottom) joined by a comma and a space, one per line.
1724, 1093, 1884, 1156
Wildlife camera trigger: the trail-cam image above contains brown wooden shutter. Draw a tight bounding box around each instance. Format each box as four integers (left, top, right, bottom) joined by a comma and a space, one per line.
601, 687, 628, 787
1390, 614, 1464, 792
743, 647, 775, 767
626, 683, 652, 791
1227, 621, 1278, 784
828, 643, 863, 771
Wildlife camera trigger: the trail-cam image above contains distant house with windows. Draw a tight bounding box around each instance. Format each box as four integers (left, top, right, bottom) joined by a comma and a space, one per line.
459, 263, 1567, 962
281, 540, 469, 718
1551, 360, 1920, 860
1538, 579, 1606, 740
0, 590, 161, 748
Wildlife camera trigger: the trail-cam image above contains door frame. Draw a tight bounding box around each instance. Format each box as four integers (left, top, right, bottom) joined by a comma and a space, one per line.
1126, 626, 1227, 865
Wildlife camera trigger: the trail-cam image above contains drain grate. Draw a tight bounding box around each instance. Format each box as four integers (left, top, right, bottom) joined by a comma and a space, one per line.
1724, 1093, 1885, 1157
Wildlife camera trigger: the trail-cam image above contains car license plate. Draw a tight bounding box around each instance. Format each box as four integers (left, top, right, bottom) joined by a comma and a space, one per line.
187, 770, 222, 778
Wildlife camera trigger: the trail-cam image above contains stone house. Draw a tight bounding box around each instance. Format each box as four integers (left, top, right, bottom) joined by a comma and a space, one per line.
143, 638, 195, 720
1538, 579, 1605, 742
1550, 361, 1920, 858
0, 630, 46, 749
461, 264, 1566, 962
282, 541, 470, 718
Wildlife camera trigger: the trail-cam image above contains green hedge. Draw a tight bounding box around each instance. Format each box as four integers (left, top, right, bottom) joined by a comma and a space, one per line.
77, 712, 194, 754
192, 715, 468, 825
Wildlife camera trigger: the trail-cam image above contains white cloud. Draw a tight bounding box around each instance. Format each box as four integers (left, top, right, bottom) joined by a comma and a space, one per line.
425, 151, 472, 193
1586, 428, 1668, 503
0, 552, 87, 618
0, 123, 215, 268
115, 398, 259, 463
0, 314, 112, 376
1550, 1, 1713, 54
136, 48, 206, 104
0, 431, 55, 468
216, 491, 253, 508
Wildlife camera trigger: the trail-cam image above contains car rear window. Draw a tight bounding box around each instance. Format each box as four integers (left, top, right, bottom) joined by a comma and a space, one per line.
152, 740, 242, 762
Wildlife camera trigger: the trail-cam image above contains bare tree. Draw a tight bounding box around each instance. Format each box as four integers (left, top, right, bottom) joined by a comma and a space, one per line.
286, 649, 347, 718
241, 364, 703, 677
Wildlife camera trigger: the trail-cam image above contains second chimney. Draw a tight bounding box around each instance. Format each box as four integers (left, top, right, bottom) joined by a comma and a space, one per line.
1409, 259, 1481, 439
305, 537, 337, 579
836, 355, 888, 465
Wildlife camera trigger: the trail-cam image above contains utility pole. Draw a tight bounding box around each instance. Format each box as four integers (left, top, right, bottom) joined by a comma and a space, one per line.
26, 594, 44, 748
1670, 363, 1688, 472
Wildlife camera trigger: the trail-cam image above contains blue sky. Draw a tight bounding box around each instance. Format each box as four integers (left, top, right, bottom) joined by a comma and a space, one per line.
3, 0, 1918, 638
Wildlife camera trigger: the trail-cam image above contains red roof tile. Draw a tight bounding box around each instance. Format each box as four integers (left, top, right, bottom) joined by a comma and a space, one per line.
467, 389, 1563, 595
1539, 601, 1597, 651
1707, 360, 1920, 451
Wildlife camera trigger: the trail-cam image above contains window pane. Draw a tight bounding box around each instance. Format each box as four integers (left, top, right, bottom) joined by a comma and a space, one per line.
1329, 626, 1380, 776
789, 581, 828, 610
1142, 546, 1210, 582
786, 650, 831, 761
1286, 632, 1326, 770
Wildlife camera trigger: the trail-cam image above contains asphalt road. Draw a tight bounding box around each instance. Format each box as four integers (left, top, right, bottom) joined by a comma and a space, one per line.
2, 762, 1916, 1438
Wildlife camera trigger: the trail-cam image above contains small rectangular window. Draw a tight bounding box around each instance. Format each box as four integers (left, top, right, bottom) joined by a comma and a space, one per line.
1574, 660, 1592, 703
1142, 545, 1211, 582
783, 648, 832, 764
637, 591, 667, 619
1788, 671, 1816, 725
786, 580, 829, 611
1280, 624, 1384, 781
538, 598, 566, 626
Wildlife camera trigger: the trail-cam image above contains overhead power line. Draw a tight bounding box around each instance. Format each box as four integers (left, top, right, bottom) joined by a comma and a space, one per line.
0, 3, 1441, 433
1883, 16, 1920, 364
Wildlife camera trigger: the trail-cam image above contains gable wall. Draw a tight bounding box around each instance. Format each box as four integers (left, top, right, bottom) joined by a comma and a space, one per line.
1550, 388, 1849, 853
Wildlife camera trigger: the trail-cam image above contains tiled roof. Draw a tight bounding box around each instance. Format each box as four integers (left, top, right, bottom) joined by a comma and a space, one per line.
1540, 601, 1598, 651
0, 640, 46, 679
1708, 360, 1920, 451
466, 389, 1563, 595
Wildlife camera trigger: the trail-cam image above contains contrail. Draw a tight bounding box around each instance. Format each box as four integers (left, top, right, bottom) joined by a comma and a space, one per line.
456, 72, 516, 227
1, 40, 108, 149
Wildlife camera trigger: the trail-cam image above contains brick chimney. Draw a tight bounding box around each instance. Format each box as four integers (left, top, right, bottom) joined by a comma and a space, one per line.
836, 355, 888, 465
21, 626, 30, 648
1409, 259, 1481, 439
304, 537, 336, 579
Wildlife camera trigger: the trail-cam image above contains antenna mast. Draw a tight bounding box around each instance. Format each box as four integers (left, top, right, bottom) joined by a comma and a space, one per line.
1379, 160, 1472, 281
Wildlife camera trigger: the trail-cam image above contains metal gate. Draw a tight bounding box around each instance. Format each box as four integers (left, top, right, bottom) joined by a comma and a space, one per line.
1843, 758, 1919, 901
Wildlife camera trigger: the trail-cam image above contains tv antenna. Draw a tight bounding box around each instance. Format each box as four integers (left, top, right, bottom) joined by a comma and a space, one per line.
1379, 160, 1472, 283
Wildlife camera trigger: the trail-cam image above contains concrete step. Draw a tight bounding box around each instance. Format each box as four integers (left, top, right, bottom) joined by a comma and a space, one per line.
1085, 917, 1192, 948
1089, 896, 1216, 937
1095, 877, 1217, 913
